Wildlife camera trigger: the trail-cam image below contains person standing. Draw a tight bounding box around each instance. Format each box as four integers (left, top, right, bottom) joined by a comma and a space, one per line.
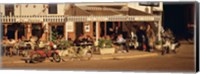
146, 24, 155, 52
136, 25, 150, 52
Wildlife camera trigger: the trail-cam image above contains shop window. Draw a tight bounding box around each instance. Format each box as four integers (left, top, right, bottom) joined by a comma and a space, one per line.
48, 4, 57, 14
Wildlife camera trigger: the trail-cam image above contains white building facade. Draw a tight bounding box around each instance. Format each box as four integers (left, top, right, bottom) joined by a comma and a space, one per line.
0, 2, 163, 41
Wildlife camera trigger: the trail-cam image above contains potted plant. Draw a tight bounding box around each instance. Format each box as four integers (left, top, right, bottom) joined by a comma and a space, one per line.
98, 37, 115, 55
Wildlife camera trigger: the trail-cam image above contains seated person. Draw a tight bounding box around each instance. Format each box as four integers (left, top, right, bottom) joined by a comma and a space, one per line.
116, 34, 126, 44
85, 35, 94, 44
115, 34, 129, 52
74, 35, 84, 46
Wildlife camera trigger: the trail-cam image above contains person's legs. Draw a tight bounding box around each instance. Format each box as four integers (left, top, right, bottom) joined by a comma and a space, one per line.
122, 43, 129, 52
1, 47, 5, 56
9, 47, 13, 57
145, 39, 151, 52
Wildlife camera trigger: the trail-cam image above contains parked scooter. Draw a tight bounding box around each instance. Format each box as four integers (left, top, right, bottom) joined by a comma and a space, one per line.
161, 30, 180, 55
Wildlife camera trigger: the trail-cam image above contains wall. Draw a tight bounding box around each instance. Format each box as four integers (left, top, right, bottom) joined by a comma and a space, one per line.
128, 2, 163, 13
0, 3, 163, 16
0, 4, 65, 16
76, 2, 163, 13
0, 4, 5, 15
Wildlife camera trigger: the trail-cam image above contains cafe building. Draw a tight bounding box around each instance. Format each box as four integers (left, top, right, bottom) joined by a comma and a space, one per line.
0, 3, 163, 42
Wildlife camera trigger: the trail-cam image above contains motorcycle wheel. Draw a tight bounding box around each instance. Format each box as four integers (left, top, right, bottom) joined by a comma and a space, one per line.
52, 53, 61, 63
30, 53, 40, 63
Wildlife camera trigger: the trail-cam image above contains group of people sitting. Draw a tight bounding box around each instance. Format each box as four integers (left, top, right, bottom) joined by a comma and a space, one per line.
1, 23, 178, 57
1, 36, 34, 57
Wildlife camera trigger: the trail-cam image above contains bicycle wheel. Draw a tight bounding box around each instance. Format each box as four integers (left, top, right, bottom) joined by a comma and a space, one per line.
52, 53, 61, 63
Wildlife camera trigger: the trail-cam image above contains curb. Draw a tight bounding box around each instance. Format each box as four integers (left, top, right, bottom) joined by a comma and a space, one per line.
2, 53, 159, 64
115, 53, 158, 59
90, 53, 159, 60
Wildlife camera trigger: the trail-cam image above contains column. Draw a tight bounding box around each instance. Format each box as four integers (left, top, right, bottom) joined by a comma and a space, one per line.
65, 22, 68, 40
15, 29, 18, 41
43, 22, 49, 41
90, 21, 93, 37
157, 16, 162, 41
104, 21, 107, 36
26, 23, 32, 40
4, 24, 8, 36
96, 22, 100, 42
49, 24, 52, 41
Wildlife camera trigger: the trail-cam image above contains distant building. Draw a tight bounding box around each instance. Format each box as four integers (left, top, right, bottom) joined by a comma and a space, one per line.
0, 2, 163, 41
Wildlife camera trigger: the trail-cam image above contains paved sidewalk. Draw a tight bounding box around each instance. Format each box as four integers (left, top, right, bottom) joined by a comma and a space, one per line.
1, 50, 159, 64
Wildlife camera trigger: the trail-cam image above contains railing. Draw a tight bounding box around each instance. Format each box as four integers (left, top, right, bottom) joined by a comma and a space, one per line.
67, 15, 161, 22
1, 15, 161, 23
1, 15, 65, 23
79, 6, 128, 11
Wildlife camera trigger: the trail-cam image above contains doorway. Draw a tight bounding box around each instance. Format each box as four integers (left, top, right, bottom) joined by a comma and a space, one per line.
32, 23, 43, 39
75, 22, 84, 38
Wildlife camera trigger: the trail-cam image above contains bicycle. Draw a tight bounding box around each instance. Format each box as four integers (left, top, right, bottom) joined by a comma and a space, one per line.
66, 45, 93, 61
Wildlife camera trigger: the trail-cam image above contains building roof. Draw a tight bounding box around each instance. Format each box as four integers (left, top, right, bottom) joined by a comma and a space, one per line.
128, 8, 152, 16
64, 4, 90, 16
64, 4, 152, 16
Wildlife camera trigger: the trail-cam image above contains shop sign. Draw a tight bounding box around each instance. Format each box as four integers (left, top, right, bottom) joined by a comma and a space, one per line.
87, 17, 108, 21
66, 22, 74, 32
16, 18, 43, 22
134, 17, 154, 21
85, 25, 90, 32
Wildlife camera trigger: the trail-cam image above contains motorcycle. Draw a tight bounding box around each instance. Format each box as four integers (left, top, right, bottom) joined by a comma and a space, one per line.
161, 31, 181, 55
25, 45, 61, 63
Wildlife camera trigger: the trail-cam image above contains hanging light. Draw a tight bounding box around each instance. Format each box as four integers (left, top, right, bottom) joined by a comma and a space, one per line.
42, 9, 46, 12
46, 5, 49, 8
33, 5, 36, 8
43, 4, 46, 8
25, 4, 28, 8
16, 4, 19, 8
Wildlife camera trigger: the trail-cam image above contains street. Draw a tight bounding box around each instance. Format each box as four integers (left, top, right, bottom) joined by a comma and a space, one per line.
1, 41, 195, 72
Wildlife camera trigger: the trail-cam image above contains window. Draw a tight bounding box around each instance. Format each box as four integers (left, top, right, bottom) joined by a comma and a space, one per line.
48, 4, 57, 14
5, 4, 14, 16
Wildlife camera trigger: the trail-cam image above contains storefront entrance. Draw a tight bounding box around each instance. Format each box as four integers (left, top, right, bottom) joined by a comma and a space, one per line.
7, 25, 15, 39
32, 23, 43, 39
75, 22, 84, 38
51, 24, 64, 39
6, 23, 25, 40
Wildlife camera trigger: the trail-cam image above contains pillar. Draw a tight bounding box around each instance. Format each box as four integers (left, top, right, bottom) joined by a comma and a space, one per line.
157, 16, 162, 41
104, 21, 107, 36
65, 22, 68, 40
15, 29, 18, 41
26, 23, 32, 40
43, 22, 49, 41
4, 24, 8, 36
96, 22, 100, 42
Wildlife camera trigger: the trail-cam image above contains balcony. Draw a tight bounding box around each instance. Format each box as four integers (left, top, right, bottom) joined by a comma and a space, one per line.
1, 15, 65, 23
1, 15, 161, 23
